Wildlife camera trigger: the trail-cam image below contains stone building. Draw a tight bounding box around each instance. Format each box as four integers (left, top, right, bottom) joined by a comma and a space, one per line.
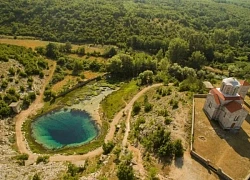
9, 101, 22, 113
203, 77, 250, 130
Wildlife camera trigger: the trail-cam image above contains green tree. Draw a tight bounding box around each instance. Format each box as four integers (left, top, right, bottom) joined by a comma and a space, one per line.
228, 29, 239, 47
189, 33, 207, 53
103, 47, 117, 58
77, 46, 85, 56
46, 43, 59, 59
174, 139, 184, 157
117, 162, 134, 180
102, 141, 114, 155
167, 38, 189, 64
65, 41, 72, 53
213, 29, 227, 44
188, 51, 206, 69
139, 70, 153, 85
73, 60, 84, 75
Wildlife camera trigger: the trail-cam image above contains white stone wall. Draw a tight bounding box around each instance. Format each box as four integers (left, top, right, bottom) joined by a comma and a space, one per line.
218, 108, 248, 129
203, 94, 219, 119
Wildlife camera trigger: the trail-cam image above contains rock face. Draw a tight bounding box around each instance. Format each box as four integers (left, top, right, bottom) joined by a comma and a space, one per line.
0, 118, 67, 180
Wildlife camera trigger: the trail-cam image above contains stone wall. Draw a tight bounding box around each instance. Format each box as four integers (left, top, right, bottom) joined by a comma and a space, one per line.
191, 95, 234, 180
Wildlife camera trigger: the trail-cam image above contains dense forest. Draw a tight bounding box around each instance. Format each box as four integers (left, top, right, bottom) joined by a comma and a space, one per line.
1, 0, 250, 58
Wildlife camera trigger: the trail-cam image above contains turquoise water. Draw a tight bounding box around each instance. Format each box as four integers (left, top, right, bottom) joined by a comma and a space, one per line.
32, 109, 98, 149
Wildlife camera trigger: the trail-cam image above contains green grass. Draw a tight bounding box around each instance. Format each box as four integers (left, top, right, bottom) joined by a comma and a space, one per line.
23, 79, 139, 155
101, 80, 139, 119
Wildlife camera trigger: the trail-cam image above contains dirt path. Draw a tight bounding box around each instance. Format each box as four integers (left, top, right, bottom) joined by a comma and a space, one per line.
15, 60, 56, 159
128, 144, 147, 179
51, 83, 163, 162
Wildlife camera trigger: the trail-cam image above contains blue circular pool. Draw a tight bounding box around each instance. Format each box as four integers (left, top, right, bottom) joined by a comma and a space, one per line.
31, 109, 98, 149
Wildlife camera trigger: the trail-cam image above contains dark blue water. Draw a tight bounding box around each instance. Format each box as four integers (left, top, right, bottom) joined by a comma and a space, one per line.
32, 109, 98, 149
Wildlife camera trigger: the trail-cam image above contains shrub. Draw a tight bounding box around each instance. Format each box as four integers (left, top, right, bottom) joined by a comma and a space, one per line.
144, 102, 153, 112
158, 141, 174, 157
1, 80, 8, 89
169, 99, 178, 109
19, 71, 27, 77
9, 67, 15, 75
102, 141, 115, 155
117, 161, 134, 180
32, 173, 41, 180
14, 153, 29, 166
174, 139, 184, 157
132, 102, 141, 115
28, 92, 36, 100
15, 153, 29, 160
165, 117, 172, 125
36, 155, 49, 164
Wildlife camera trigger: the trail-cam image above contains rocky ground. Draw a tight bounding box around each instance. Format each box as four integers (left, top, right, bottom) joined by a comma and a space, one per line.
0, 117, 67, 180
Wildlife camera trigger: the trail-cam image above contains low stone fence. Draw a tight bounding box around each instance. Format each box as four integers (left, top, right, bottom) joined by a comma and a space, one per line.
244, 173, 250, 180
191, 95, 234, 180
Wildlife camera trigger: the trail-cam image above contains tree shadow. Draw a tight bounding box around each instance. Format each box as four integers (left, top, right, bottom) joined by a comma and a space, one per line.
158, 156, 173, 170
174, 157, 183, 168
207, 117, 250, 159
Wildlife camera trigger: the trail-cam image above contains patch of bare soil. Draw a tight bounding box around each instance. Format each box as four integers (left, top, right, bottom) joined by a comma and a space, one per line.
194, 98, 250, 180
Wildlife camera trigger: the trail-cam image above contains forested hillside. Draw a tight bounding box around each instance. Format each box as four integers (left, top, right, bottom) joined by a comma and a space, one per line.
1, 0, 250, 56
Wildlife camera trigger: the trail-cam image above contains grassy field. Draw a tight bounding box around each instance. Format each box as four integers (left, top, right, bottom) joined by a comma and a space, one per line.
68, 54, 107, 62
0, 37, 108, 54
193, 98, 250, 180
101, 80, 139, 120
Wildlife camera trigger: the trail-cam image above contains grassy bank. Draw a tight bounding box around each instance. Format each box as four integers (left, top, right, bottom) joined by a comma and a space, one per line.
23, 79, 139, 154
101, 80, 139, 120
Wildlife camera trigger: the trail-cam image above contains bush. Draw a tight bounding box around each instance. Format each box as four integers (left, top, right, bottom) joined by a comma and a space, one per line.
144, 103, 153, 112
174, 139, 184, 157
32, 173, 41, 180
117, 161, 135, 180
1, 80, 8, 89
67, 162, 85, 177
14, 153, 29, 166
132, 102, 141, 115
9, 67, 15, 75
36, 155, 49, 164
102, 141, 115, 155
28, 92, 36, 100
169, 99, 178, 109
165, 117, 172, 125
15, 153, 29, 160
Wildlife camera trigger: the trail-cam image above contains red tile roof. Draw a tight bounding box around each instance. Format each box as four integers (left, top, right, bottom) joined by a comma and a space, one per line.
239, 80, 250, 86
210, 88, 242, 101
212, 93, 220, 105
224, 101, 242, 113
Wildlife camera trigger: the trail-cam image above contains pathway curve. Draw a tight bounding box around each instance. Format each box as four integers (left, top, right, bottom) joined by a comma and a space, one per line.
15, 65, 162, 162
50, 83, 163, 162
15, 60, 56, 160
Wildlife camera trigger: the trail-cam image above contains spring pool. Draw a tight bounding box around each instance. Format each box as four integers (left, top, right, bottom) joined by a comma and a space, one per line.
31, 109, 98, 149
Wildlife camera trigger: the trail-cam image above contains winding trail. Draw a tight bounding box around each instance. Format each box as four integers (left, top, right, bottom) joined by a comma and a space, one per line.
50, 83, 162, 162
14, 59, 162, 162
15, 60, 56, 160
